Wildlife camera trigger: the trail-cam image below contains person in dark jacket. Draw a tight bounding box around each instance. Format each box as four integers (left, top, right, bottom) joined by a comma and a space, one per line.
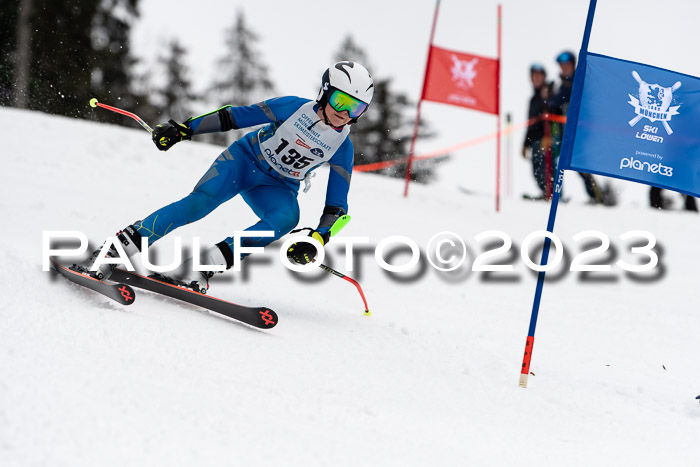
551, 50, 616, 206
522, 63, 555, 198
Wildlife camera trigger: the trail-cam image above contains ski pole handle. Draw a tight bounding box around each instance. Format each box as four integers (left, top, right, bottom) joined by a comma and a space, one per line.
90, 98, 153, 133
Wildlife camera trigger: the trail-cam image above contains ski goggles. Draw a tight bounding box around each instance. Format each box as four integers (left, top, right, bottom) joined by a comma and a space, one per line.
328, 89, 368, 119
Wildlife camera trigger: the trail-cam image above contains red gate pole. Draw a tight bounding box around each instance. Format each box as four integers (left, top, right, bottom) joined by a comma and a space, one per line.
403, 0, 441, 198
495, 4, 502, 211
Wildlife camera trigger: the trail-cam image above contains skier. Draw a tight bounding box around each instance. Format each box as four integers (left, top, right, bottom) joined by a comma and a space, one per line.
78, 61, 374, 293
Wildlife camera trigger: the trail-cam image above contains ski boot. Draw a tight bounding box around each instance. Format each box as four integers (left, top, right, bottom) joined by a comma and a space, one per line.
155, 244, 230, 294
74, 225, 142, 280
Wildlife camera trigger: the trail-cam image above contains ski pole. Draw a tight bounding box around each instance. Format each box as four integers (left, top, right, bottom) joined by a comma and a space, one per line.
290, 215, 371, 316
89, 98, 153, 133
318, 263, 371, 316
323, 214, 370, 315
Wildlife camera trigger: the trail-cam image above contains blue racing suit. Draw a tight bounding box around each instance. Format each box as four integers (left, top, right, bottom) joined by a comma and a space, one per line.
133, 96, 354, 262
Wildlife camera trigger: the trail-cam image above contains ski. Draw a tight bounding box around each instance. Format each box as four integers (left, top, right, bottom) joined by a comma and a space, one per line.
50, 258, 136, 306
109, 268, 278, 329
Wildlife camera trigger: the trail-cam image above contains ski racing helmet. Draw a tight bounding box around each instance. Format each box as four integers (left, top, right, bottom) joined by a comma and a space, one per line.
556, 50, 576, 65
317, 61, 374, 124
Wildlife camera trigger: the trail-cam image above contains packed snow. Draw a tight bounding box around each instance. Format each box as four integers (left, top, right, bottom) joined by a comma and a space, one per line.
1, 106, 699, 466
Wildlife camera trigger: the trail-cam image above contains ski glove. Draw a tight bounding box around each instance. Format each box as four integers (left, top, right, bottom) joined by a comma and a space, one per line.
152, 119, 193, 151
286, 231, 330, 265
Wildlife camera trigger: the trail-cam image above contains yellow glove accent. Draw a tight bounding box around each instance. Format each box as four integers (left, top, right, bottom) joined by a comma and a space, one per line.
311, 231, 326, 246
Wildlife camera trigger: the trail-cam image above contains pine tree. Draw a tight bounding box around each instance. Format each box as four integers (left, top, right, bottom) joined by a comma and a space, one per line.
206, 10, 275, 145
1, 0, 149, 124
333, 36, 369, 67
0, 1, 21, 106
15, 1, 99, 118
155, 39, 199, 120
213, 10, 275, 106
333, 35, 439, 182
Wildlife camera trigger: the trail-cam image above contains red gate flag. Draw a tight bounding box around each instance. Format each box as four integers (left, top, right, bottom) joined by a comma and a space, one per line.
422, 45, 499, 115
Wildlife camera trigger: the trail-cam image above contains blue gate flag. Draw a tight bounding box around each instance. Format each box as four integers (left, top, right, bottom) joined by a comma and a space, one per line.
560, 53, 700, 197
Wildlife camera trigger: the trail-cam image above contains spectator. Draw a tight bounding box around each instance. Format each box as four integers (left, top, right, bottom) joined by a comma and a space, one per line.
650, 187, 698, 212
552, 50, 616, 206
522, 63, 555, 199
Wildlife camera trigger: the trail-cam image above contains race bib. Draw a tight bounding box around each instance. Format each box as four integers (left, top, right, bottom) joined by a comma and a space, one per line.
258, 102, 349, 180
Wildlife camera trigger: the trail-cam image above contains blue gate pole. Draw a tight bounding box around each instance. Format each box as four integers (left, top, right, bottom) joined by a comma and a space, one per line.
519, 0, 598, 388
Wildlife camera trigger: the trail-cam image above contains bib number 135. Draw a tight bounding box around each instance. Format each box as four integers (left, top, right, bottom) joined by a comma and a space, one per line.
269, 138, 313, 169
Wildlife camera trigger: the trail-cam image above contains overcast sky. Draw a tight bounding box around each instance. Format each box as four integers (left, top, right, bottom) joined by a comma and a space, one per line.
131, 0, 700, 156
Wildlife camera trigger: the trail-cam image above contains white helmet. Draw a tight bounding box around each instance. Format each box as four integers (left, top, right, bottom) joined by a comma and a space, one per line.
317, 61, 374, 122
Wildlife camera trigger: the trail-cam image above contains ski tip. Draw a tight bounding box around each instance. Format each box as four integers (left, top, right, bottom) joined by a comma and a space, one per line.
364, 309, 372, 317
89, 98, 98, 108
258, 308, 278, 328
116, 284, 136, 306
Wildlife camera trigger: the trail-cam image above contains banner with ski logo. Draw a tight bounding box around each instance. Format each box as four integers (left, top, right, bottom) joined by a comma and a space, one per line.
421, 45, 499, 115
561, 53, 700, 197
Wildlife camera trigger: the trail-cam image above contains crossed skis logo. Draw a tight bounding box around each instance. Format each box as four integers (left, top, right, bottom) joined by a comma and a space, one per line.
628, 70, 682, 135
621, 70, 678, 177
119, 285, 134, 302
450, 55, 478, 89
259, 309, 276, 326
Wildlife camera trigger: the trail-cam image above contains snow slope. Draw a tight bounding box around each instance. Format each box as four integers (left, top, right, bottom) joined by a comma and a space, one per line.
1, 107, 699, 466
